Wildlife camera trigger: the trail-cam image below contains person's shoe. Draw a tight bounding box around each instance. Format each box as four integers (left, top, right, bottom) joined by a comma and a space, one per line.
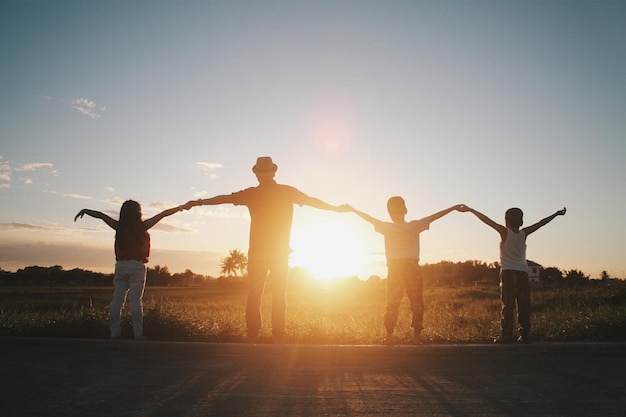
411, 333, 423, 345
381, 335, 395, 345
245, 334, 258, 344
517, 335, 530, 344
494, 334, 513, 344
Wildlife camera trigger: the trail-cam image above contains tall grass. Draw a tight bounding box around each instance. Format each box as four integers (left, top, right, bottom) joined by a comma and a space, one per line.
1, 280, 625, 343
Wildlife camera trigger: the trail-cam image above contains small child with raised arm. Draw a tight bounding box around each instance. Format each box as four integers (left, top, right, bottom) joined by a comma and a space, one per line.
347, 197, 463, 345
460, 205, 566, 344
74, 200, 185, 339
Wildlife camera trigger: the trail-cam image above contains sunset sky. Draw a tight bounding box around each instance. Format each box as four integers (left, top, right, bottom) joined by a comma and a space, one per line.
1, 1, 625, 280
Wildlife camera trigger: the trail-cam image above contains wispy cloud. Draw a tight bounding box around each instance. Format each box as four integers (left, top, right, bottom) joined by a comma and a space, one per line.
0, 222, 63, 231
0, 157, 56, 188
63, 193, 92, 200
149, 200, 180, 210
104, 186, 115, 192
70, 97, 106, 119
196, 162, 223, 180
16, 162, 54, 171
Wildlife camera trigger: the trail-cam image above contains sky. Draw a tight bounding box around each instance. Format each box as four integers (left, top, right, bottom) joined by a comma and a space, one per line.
1, 0, 625, 280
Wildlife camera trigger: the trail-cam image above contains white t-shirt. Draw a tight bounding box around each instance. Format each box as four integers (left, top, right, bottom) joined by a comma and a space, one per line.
374, 219, 430, 263
500, 229, 528, 272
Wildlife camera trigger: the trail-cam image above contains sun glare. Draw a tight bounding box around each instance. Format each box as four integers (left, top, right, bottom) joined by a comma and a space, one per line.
290, 215, 381, 281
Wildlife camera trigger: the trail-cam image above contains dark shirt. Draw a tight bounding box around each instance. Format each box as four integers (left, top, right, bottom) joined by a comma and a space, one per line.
115, 229, 150, 263
231, 180, 307, 259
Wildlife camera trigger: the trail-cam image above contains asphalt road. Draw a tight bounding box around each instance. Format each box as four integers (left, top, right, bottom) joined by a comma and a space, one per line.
1, 337, 625, 417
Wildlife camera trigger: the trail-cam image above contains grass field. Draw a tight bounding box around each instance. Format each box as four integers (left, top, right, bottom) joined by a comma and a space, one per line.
1, 280, 625, 344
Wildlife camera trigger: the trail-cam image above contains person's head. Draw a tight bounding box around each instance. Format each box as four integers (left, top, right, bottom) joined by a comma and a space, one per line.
387, 196, 407, 222
252, 156, 277, 183
117, 200, 146, 244
119, 200, 142, 223
505, 207, 524, 229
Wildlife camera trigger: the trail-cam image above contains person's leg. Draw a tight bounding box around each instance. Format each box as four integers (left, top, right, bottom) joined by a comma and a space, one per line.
269, 257, 289, 341
383, 261, 404, 342
497, 269, 516, 343
246, 257, 268, 340
404, 261, 424, 342
110, 261, 130, 338
516, 271, 531, 343
127, 261, 147, 338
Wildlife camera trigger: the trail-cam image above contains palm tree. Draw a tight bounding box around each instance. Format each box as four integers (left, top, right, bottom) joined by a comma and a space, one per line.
220, 249, 248, 277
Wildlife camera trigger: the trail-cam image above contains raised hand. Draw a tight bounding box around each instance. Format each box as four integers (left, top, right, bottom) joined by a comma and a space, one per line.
74, 209, 86, 222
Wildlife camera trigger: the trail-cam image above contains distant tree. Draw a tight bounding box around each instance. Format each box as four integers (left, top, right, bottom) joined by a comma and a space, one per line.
541, 267, 563, 284
564, 269, 589, 286
220, 257, 237, 277
147, 265, 171, 285
601, 270, 610, 281
220, 249, 248, 277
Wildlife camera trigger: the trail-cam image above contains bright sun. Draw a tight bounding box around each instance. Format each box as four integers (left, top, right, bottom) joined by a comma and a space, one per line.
290, 213, 382, 281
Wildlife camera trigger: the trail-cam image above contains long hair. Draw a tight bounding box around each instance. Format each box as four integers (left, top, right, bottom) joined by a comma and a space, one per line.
116, 200, 146, 249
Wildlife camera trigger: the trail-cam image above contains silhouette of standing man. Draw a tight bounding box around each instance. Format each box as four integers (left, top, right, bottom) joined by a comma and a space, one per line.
185, 157, 347, 343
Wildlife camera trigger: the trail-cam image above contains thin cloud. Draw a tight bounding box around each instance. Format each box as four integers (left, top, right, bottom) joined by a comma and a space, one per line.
148, 200, 180, 210
16, 162, 54, 171
70, 97, 106, 119
0, 222, 63, 232
63, 193, 92, 200
196, 162, 223, 180
104, 186, 115, 192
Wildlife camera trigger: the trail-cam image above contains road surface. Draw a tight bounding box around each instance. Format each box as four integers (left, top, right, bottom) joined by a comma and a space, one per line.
1, 337, 624, 416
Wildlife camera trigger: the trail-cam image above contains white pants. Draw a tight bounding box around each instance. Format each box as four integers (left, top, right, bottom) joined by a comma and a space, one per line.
110, 260, 147, 338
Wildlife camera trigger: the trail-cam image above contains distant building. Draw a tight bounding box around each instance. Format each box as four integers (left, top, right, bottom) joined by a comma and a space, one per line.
527, 260, 541, 283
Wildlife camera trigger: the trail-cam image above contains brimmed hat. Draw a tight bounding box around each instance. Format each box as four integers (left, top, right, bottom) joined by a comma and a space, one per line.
252, 156, 278, 178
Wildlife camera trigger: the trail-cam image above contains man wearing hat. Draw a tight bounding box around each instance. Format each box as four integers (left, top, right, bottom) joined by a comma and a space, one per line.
185, 156, 347, 343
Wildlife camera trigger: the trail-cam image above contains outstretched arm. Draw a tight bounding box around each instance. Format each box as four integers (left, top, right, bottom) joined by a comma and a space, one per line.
184, 194, 234, 210
424, 204, 464, 224
345, 204, 382, 226
523, 207, 566, 236
143, 205, 185, 230
74, 209, 118, 230
460, 205, 507, 239
303, 196, 350, 212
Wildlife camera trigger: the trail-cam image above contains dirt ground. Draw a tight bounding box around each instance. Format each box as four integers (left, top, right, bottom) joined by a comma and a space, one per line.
1, 337, 625, 417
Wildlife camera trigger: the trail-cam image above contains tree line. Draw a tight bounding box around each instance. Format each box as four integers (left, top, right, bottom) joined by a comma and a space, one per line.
0, 253, 613, 287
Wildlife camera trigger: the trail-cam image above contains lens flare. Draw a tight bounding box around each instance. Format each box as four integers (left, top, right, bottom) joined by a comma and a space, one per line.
313, 123, 352, 158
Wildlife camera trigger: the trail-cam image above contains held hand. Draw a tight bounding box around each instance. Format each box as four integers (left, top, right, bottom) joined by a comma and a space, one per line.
336, 204, 352, 212
457, 204, 471, 212
556, 207, 567, 216
343, 204, 357, 212
182, 201, 195, 210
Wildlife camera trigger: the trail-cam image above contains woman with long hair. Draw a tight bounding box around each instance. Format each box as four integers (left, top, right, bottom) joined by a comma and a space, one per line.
75, 200, 184, 339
